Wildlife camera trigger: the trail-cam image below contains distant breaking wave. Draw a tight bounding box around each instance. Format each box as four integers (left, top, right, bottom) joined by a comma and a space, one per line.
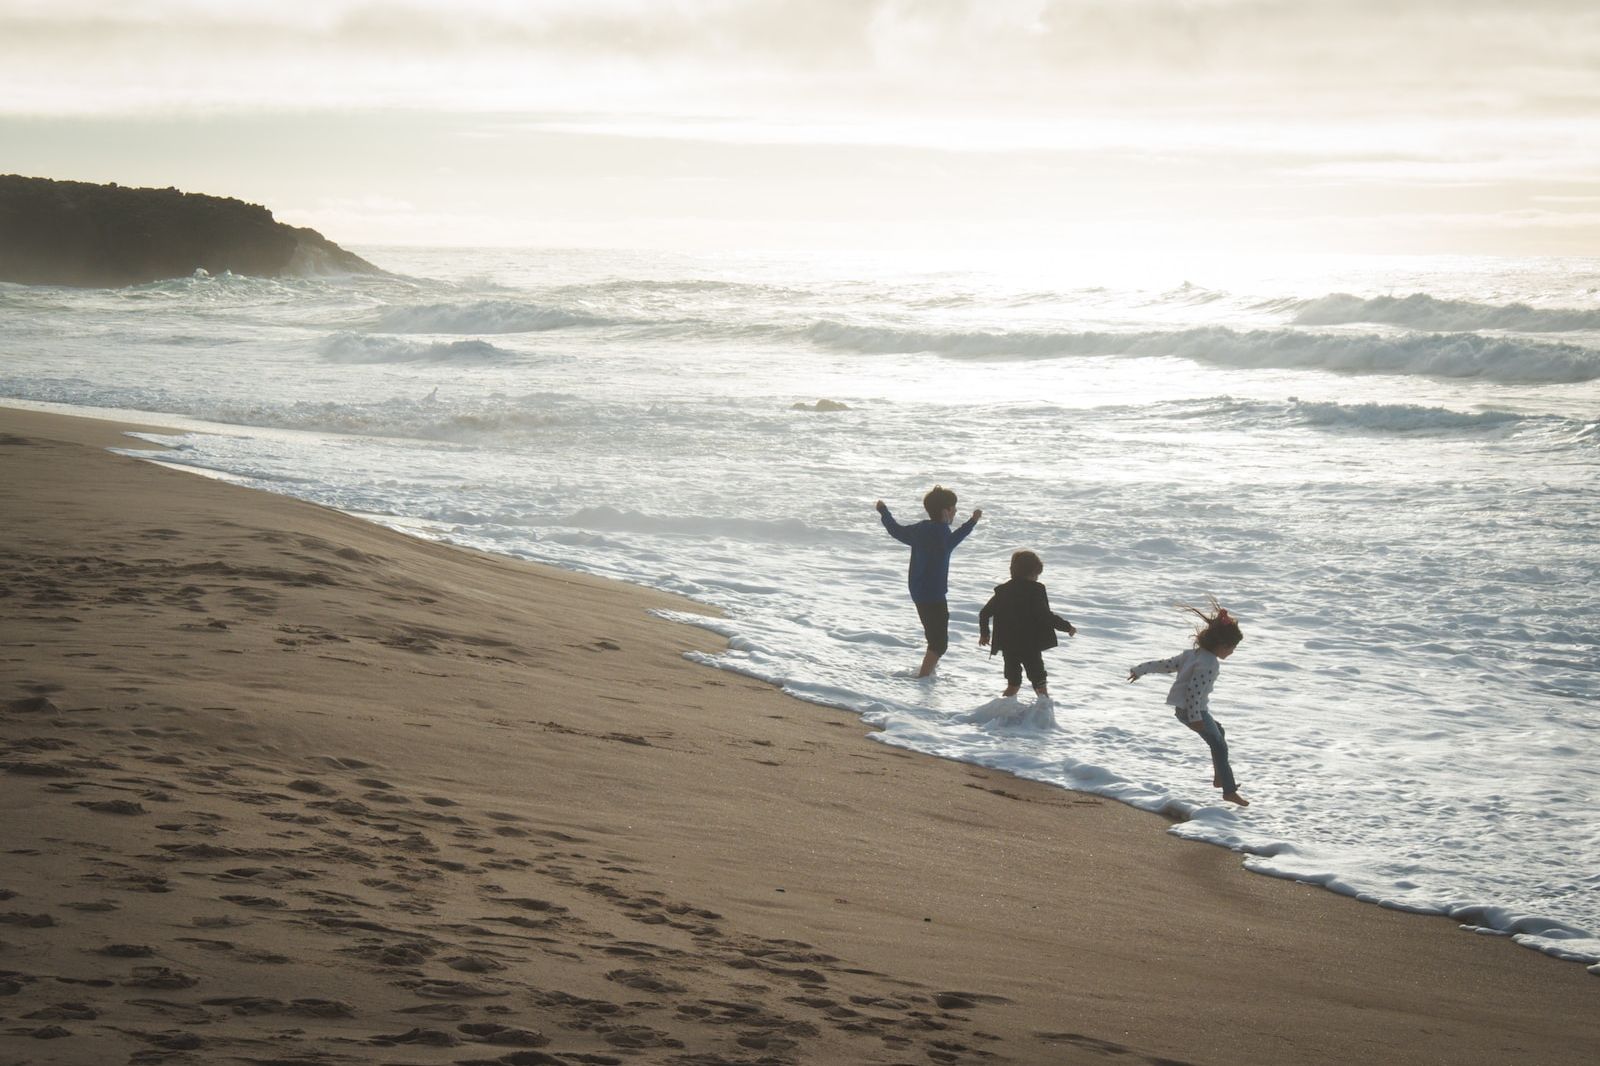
1175, 397, 1537, 435
1289, 293, 1600, 332
1285, 399, 1529, 433
543, 278, 812, 300
317, 332, 516, 364
374, 299, 637, 334
803, 321, 1600, 383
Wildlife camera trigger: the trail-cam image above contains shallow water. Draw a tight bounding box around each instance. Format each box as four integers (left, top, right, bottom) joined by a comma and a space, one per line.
4, 247, 1596, 971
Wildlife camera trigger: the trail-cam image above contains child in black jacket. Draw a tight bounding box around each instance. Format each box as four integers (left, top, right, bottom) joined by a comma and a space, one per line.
978, 550, 1076, 697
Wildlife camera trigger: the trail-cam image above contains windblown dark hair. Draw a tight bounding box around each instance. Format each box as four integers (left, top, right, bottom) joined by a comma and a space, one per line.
1009, 549, 1043, 580
922, 484, 958, 518
1183, 597, 1243, 653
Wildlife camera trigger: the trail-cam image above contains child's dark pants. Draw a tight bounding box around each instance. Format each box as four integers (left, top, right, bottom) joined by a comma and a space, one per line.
915, 600, 950, 655
1002, 650, 1046, 691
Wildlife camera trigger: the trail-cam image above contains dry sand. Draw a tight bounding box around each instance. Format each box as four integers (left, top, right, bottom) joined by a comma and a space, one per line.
1, 404, 1594, 1066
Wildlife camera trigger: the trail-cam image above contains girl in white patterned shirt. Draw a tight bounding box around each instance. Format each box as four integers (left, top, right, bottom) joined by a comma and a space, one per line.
1128, 602, 1249, 807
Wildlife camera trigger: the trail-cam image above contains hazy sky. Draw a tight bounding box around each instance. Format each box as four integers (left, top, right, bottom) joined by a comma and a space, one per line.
3, 0, 1597, 253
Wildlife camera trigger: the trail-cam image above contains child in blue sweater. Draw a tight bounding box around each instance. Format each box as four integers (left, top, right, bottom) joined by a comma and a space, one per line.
875, 485, 981, 677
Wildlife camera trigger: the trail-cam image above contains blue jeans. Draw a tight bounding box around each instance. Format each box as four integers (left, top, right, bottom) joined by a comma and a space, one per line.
1189, 713, 1238, 794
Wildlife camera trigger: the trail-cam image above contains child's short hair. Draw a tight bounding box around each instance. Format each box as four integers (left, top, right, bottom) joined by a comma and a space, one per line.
922, 485, 957, 519
1184, 598, 1243, 652
1009, 550, 1043, 580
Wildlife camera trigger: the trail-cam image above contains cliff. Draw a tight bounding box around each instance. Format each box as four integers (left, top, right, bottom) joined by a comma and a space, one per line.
0, 175, 383, 288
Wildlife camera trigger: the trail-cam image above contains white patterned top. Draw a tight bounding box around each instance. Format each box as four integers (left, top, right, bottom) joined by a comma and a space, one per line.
1131, 648, 1220, 724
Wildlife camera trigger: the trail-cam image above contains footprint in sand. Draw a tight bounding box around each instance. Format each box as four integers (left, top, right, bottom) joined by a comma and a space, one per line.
369, 1027, 460, 1047
121, 966, 199, 990
396, 1003, 470, 1021
455, 1021, 550, 1047
218, 894, 287, 909
73, 799, 147, 815
0, 912, 55, 928
309, 755, 373, 770
22, 1003, 99, 1021
124, 999, 215, 1024
598, 1023, 684, 1050
444, 954, 506, 974
401, 978, 508, 999
606, 969, 688, 994
934, 990, 1013, 1011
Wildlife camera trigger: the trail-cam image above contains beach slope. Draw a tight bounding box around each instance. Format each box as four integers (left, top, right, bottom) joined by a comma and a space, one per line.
0, 405, 1594, 1066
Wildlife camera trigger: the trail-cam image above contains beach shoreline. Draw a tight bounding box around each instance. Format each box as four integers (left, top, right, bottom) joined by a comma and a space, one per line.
2, 402, 1594, 1066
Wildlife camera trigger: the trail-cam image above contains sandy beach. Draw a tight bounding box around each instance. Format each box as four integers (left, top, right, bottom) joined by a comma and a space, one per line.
1, 403, 1594, 1066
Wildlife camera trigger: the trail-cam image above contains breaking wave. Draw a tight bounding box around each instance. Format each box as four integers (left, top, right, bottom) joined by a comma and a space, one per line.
374, 300, 635, 334
1289, 293, 1600, 332
1142, 396, 1555, 437
1285, 400, 1530, 433
317, 332, 517, 364
803, 322, 1600, 383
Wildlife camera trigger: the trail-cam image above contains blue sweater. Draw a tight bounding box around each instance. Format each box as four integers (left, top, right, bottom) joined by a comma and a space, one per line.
879, 506, 978, 603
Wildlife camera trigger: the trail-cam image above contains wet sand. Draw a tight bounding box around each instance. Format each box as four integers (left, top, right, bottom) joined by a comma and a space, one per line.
1, 404, 1594, 1065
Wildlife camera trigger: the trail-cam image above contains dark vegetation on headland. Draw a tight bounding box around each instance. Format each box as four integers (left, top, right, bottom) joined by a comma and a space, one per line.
0, 174, 382, 288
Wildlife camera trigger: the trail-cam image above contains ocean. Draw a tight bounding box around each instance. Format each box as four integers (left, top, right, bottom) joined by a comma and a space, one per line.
3, 247, 1596, 972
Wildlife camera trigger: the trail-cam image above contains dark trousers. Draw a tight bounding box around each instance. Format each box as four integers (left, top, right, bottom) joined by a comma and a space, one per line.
915, 600, 950, 654
1002, 650, 1047, 690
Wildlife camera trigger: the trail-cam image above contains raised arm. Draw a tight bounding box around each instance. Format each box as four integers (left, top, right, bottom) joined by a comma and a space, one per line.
947, 508, 981, 549
876, 501, 913, 545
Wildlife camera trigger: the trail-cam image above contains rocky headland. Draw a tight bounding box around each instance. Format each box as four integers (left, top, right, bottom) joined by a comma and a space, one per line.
0, 174, 382, 287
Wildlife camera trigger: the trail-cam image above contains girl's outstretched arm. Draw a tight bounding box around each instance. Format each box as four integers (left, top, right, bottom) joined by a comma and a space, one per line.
1128, 655, 1182, 681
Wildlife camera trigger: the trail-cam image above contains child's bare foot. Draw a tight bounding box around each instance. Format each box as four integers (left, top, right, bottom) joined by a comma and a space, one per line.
1213, 776, 1222, 788
1223, 791, 1250, 807
1001, 685, 1020, 698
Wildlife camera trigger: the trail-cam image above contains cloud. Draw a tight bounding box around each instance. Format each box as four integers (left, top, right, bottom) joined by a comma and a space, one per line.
3, 0, 1597, 125
4, 1, 1597, 253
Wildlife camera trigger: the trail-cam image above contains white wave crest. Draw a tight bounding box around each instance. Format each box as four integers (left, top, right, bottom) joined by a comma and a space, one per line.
375, 300, 629, 334
206, 399, 577, 441
803, 321, 1600, 383
1151, 397, 1563, 439
1291, 293, 1600, 332
1288, 400, 1528, 433
317, 332, 515, 364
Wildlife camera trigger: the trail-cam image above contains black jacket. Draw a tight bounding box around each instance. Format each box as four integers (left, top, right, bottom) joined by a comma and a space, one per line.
978, 579, 1073, 656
